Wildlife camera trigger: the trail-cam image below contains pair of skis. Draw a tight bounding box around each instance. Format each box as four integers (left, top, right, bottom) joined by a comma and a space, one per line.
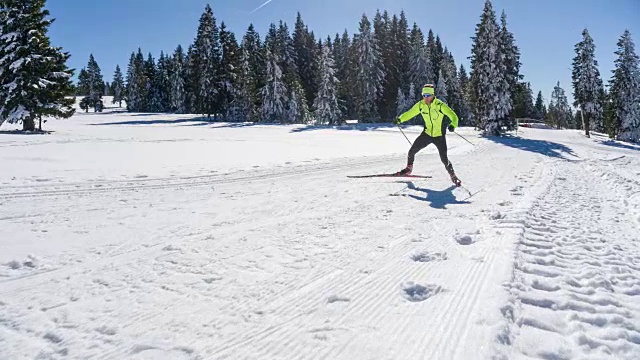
347, 172, 458, 186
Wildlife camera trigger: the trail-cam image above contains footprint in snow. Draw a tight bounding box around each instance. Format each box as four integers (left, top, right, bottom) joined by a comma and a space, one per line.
401, 282, 442, 302
327, 295, 351, 304
455, 234, 475, 245
411, 252, 447, 263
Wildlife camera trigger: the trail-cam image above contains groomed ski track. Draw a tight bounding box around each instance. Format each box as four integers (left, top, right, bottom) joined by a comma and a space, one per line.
1, 117, 639, 359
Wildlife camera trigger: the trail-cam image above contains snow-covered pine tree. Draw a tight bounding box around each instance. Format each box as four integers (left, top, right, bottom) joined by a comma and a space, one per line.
104, 82, 111, 97
395, 12, 411, 95
352, 14, 385, 123
572, 28, 605, 137
112, 65, 125, 107
232, 48, 256, 122
441, 51, 465, 126
469, 0, 509, 134
436, 68, 448, 103
458, 64, 472, 126
0, 0, 74, 131
154, 52, 171, 112
513, 82, 536, 119
184, 45, 198, 114
313, 41, 341, 125
499, 11, 521, 121
396, 86, 415, 118
219, 22, 242, 121
241, 24, 265, 116
374, 10, 395, 120
534, 90, 546, 120
293, 13, 317, 108
333, 30, 354, 119
85, 54, 104, 112
549, 81, 572, 129
144, 53, 159, 112
408, 24, 434, 99
125, 52, 138, 111
192, 4, 222, 118
609, 30, 640, 143
127, 49, 148, 112
260, 48, 287, 122
169, 45, 186, 113
425, 30, 438, 80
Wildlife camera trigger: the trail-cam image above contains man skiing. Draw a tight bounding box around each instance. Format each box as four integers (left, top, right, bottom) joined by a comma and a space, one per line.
393, 84, 461, 186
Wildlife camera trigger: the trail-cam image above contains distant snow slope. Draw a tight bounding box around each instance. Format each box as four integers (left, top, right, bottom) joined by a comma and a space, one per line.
1, 113, 639, 359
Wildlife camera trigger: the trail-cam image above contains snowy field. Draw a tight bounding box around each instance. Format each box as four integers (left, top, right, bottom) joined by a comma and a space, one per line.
1, 107, 640, 359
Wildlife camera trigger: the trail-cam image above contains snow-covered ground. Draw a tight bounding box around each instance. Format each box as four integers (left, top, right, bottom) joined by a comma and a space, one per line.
1, 111, 639, 359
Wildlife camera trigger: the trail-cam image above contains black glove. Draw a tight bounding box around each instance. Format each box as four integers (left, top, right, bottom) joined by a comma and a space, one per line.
448, 125, 455, 132
393, 117, 401, 125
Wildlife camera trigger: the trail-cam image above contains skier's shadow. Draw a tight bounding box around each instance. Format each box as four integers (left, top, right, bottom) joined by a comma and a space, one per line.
396, 182, 471, 209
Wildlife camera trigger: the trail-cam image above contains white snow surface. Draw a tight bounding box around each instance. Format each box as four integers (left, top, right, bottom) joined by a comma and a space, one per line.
1, 111, 640, 359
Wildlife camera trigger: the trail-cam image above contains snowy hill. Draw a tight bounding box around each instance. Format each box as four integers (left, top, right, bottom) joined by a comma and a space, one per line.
1, 112, 639, 359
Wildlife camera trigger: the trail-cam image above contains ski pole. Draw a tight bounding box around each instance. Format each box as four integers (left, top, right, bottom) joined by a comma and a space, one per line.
454, 131, 475, 146
397, 125, 413, 146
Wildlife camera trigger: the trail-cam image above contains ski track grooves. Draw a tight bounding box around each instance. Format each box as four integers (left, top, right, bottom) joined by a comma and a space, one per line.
500, 158, 640, 359
0, 154, 400, 200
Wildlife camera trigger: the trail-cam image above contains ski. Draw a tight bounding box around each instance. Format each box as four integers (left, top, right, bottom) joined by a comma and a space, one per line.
347, 174, 432, 179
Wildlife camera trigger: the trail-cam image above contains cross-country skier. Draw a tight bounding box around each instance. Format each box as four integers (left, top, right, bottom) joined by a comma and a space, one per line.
393, 84, 461, 186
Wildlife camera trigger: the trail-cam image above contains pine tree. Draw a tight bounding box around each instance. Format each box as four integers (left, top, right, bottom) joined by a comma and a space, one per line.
436, 69, 448, 103
112, 65, 125, 107
219, 22, 242, 120
233, 48, 256, 122
548, 81, 572, 129
80, 54, 104, 112
458, 64, 472, 125
242, 24, 265, 117
192, 4, 222, 118
469, 0, 510, 134
572, 28, 604, 137
261, 48, 287, 122
313, 41, 341, 125
125, 49, 147, 112
0, 0, 74, 131
374, 10, 395, 120
408, 24, 434, 99
77, 69, 89, 96
609, 30, 640, 142
395, 12, 411, 91
352, 14, 385, 122
513, 82, 535, 119
144, 53, 160, 112
333, 30, 353, 119
293, 13, 317, 108
534, 90, 546, 120
169, 45, 186, 113
154, 52, 171, 112
499, 11, 521, 120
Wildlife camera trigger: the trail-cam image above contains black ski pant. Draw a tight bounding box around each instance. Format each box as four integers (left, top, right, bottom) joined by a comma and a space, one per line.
407, 132, 454, 173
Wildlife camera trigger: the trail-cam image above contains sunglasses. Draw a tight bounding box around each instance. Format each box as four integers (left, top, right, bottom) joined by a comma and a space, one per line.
423, 94, 433, 98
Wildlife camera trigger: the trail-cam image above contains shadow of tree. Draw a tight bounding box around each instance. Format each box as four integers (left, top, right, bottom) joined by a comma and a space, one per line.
597, 139, 640, 152
0, 130, 54, 135
290, 123, 395, 133
485, 134, 578, 159
90, 117, 212, 126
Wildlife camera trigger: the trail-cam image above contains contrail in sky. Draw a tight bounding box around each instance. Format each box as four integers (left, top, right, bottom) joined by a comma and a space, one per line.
250, 0, 273, 14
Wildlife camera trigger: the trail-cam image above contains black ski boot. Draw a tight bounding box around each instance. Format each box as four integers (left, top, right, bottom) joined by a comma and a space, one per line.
446, 162, 461, 187
395, 164, 413, 176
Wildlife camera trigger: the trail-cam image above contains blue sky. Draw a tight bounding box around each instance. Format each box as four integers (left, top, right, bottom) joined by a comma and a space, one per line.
47, 0, 638, 106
